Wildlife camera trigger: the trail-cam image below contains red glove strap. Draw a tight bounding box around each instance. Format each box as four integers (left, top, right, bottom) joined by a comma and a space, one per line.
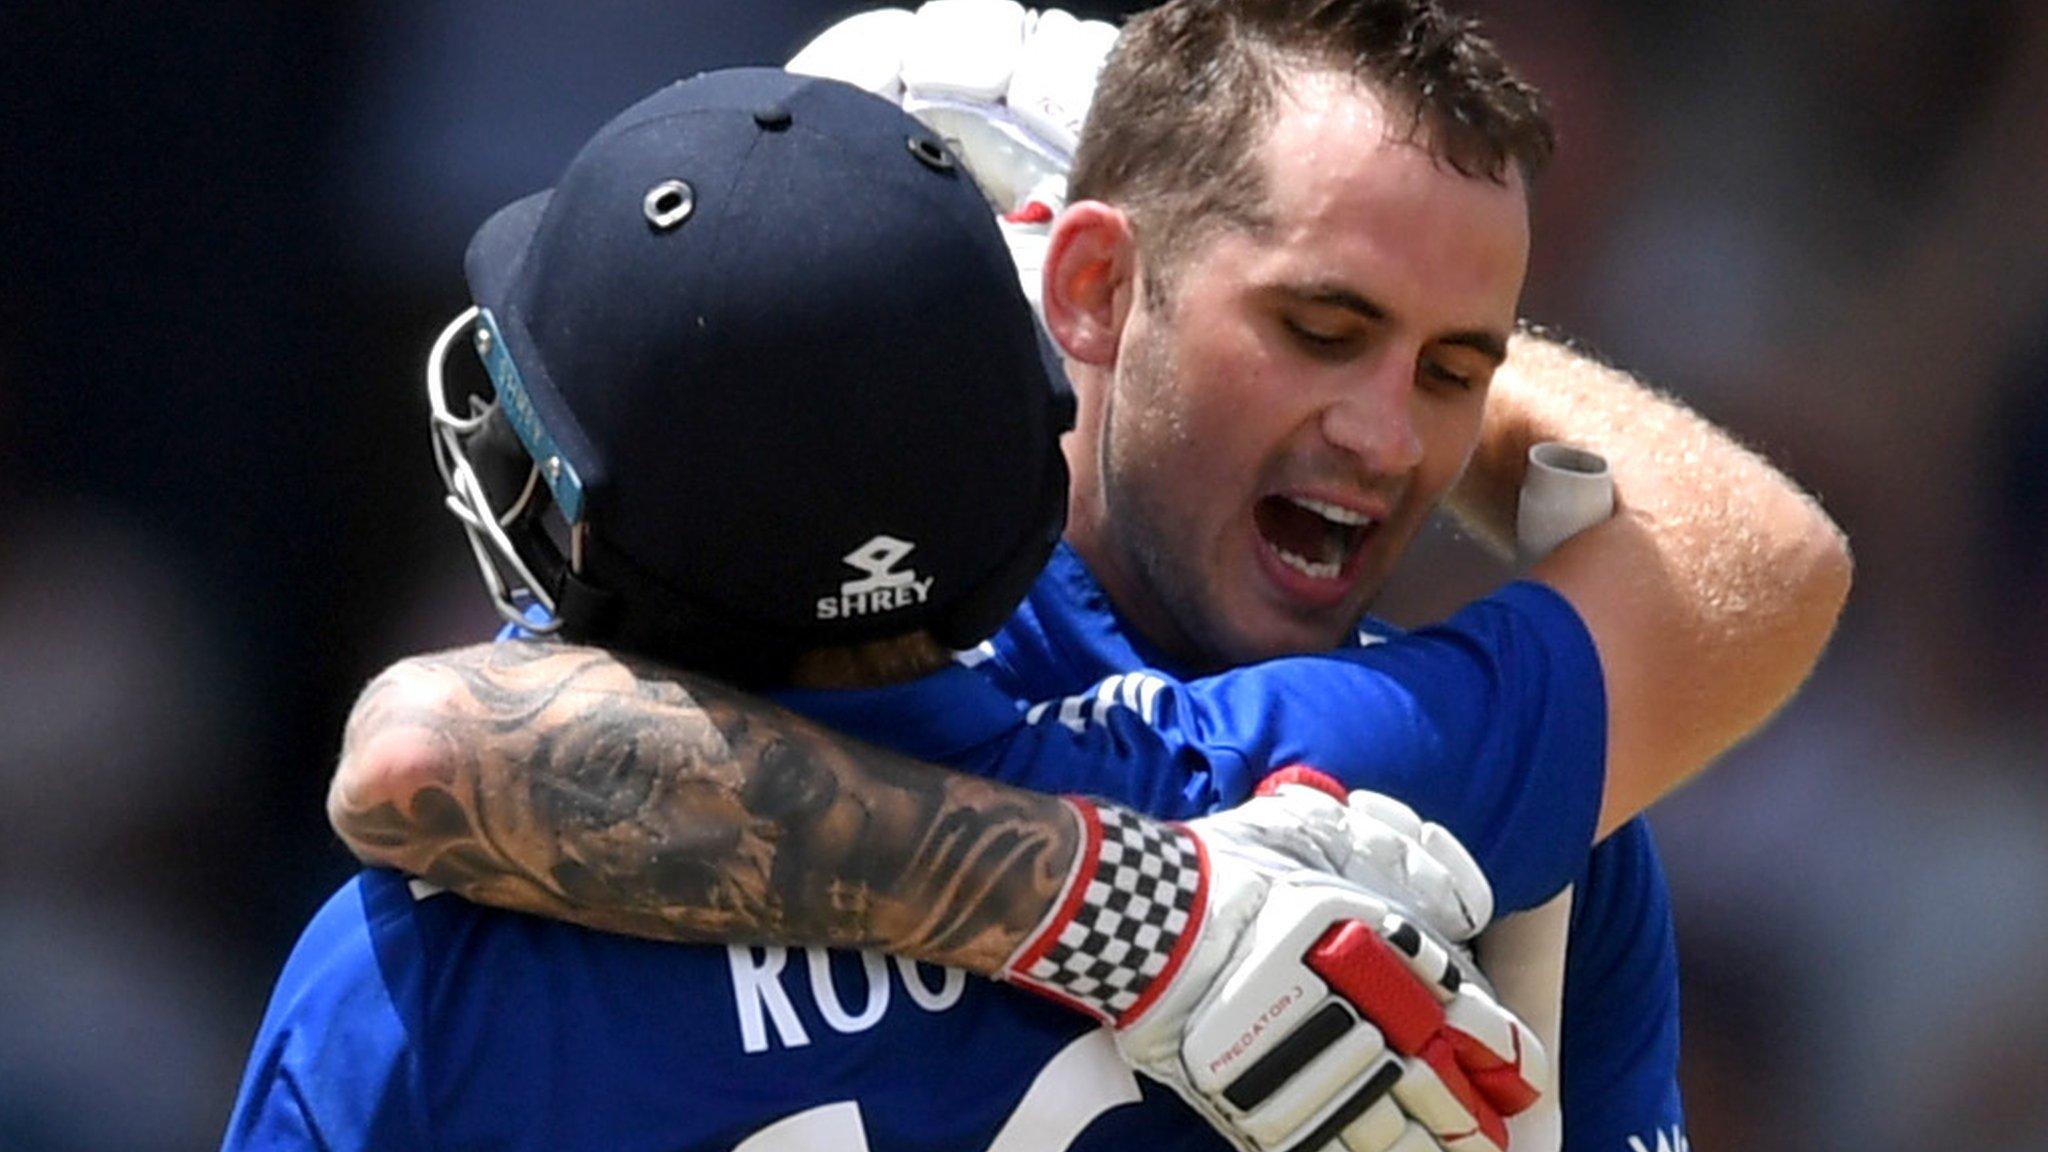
1306, 921, 1446, 1053
1255, 764, 1348, 801
1308, 922, 1511, 1147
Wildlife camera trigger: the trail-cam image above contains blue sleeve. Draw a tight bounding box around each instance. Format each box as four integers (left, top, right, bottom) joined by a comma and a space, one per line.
221, 876, 431, 1152
1229, 581, 1606, 911
999, 582, 1605, 912
221, 1062, 331, 1152
1559, 819, 1687, 1152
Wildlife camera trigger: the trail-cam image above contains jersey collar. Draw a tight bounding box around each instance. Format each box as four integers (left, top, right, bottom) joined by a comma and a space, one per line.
772, 665, 1025, 765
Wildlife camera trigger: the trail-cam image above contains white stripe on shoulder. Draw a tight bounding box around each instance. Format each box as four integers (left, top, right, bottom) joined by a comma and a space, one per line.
1025, 672, 1171, 732
952, 641, 999, 668
1057, 694, 1087, 732
1134, 674, 1164, 719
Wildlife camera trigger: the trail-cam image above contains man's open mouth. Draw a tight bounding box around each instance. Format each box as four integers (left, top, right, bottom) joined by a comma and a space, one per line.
1253, 494, 1376, 581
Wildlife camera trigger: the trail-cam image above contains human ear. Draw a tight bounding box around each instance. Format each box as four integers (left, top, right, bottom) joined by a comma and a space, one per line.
1041, 200, 1137, 367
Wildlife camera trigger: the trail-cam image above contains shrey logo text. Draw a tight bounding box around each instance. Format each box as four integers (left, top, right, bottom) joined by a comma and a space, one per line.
818, 534, 935, 620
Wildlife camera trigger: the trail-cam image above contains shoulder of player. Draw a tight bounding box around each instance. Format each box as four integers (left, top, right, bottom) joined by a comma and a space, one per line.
224, 872, 432, 1149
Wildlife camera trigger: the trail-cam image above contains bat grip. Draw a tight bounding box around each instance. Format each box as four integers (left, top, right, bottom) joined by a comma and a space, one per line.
1515, 442, 1614, 565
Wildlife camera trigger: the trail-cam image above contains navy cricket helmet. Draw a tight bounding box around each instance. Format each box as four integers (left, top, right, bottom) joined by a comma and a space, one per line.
427, 67, 1072, 683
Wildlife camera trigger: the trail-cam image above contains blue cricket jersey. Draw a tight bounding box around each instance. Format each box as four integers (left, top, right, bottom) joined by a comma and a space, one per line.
972, 545, 1685, 1152
224, 545, 1682, 1152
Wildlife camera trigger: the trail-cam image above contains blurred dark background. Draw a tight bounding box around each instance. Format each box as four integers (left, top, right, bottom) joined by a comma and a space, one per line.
0, 2, 2042, 1149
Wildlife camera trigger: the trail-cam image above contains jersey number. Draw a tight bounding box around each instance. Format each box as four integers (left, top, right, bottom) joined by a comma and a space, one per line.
731, 1031, 1141, 1152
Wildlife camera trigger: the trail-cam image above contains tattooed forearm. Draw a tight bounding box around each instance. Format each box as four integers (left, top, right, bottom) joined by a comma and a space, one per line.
328, 642, 1079, 973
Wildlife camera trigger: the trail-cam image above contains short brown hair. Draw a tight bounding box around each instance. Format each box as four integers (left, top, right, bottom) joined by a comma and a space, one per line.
1070, 0, 1554, 289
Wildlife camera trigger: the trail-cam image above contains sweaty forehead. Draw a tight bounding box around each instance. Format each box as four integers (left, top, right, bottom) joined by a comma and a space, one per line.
1260, 70, 1531, 225
1251, 72, 1530, 332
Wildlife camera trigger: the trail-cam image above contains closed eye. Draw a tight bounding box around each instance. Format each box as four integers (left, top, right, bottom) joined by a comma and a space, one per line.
1283, 318, 1356, 358
1420, 359, 1475, 390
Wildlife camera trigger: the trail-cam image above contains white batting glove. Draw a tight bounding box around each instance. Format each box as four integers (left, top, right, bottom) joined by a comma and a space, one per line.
787, 1, 1115, 313
1212, 766, 1495, 944
999, 776, 1549, 1152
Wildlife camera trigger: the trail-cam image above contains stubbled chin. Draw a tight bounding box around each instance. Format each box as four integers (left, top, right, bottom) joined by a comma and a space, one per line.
1218, 594, 1357, 664
1172, 539, 1362, 667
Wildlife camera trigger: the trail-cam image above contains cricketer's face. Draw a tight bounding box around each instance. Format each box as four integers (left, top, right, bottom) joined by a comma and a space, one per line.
1073, 73, 1531, 669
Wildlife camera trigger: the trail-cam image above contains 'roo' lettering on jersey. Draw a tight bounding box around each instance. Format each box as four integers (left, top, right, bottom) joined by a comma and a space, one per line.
727, 945, 968, 1054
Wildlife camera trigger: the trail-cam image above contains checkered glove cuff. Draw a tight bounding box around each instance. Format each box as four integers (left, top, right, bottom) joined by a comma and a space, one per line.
1000, 798, 1208, 1025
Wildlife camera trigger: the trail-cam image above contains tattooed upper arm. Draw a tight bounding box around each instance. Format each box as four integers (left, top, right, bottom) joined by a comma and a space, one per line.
328, 641, 1078, 974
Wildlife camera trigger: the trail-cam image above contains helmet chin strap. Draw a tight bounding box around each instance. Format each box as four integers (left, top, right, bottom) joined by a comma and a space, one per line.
426, 305, 568, 632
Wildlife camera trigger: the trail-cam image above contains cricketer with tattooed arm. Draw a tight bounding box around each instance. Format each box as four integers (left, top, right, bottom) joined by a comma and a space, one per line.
325, 3, 1848, 1151
228, 66, 1553, 1152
